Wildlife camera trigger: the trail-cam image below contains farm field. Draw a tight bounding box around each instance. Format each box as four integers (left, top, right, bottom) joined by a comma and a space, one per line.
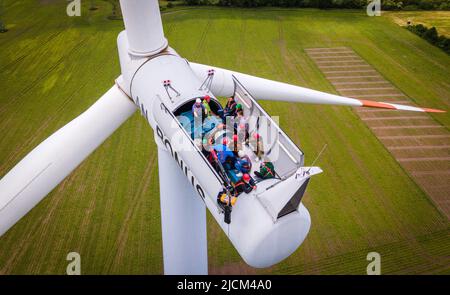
386, 10, 450, 37
306, 46, 450, 219
0, 1, 449, 274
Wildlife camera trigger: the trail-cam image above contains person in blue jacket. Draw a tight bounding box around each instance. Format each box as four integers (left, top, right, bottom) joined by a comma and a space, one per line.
235, 156, 251, 174
213, 138, 235, 169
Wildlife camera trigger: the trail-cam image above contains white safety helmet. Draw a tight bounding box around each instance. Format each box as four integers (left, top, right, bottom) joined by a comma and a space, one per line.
196, 98, 202, 104
238, 150, 245, 158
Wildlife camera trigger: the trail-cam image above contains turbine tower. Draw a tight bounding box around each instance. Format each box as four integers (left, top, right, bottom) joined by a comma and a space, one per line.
0, 0, 445, 275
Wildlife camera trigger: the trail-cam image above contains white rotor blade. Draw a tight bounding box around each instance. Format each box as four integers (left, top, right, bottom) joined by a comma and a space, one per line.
119, 0, 167, 56
190, 62, 445, 113
0, 85, 136, 237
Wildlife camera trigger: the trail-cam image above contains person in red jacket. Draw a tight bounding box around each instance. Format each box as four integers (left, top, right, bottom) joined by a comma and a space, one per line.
233, 173, 256, 196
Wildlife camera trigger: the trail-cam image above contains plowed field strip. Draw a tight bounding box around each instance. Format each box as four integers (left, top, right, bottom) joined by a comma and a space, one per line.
307, 47, 450, 219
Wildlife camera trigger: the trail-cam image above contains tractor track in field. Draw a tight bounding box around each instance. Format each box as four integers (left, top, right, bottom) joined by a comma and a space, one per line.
0, 36, 91, 117
65, 122, 138, 273
164, 16, 177, 36
257, 40, 304, 155
0, 26, 35, 48
306, 47, 450, 219
110, 154, 157, 273
92, 118, 154, 273
0, 52, 113, 175
105, 152, 157, 273
165, 22, 175, 36
91, 138, 129, 272
0, 26, 67, 73
236, 18, 247, 69
103, 146, 139, 272
0, 5, 67, 50
0, 55, 26, 74
28, 163, 96, 273
120, 122, 159, 273
0, 172, 76, 274
193, 17, 213, 61
276, 16, 306, 85
72, 154, 109, 257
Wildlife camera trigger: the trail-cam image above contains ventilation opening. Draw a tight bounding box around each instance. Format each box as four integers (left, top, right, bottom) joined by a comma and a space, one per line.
277, 178, 310, 219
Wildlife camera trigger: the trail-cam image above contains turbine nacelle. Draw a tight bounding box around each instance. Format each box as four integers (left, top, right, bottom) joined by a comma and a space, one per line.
116, 28, 317, 268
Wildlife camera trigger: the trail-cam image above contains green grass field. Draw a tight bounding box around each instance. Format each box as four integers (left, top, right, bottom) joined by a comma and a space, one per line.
0, 1, 449, 274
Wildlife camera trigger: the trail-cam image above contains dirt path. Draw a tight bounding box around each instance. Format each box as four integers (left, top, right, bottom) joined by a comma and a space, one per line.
306, 47, 450, 219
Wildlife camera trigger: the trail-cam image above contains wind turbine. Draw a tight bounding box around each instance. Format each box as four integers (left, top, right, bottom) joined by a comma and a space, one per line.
0, 0, 445, 275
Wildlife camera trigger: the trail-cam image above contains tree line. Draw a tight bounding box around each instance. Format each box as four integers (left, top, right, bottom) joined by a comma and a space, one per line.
184, 0, 450, 10
407, 24, 450, 54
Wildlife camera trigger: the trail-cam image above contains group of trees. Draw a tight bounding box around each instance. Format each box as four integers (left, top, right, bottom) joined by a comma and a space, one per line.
389, 0, 450, 10
216, 0, 367, 8
185, 0, 450, 10
407, 24, 450, 54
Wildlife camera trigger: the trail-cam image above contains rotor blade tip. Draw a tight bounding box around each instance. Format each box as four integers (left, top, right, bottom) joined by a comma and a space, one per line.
422, 108, 446, 113
359, 99, 396, 110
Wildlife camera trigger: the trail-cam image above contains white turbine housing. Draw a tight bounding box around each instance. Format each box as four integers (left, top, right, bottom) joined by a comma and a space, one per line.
125, 49, 321, 267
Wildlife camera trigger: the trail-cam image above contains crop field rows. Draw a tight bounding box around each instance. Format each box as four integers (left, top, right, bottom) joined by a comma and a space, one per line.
306, 47, 450, 219
276, 228, 450, 275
